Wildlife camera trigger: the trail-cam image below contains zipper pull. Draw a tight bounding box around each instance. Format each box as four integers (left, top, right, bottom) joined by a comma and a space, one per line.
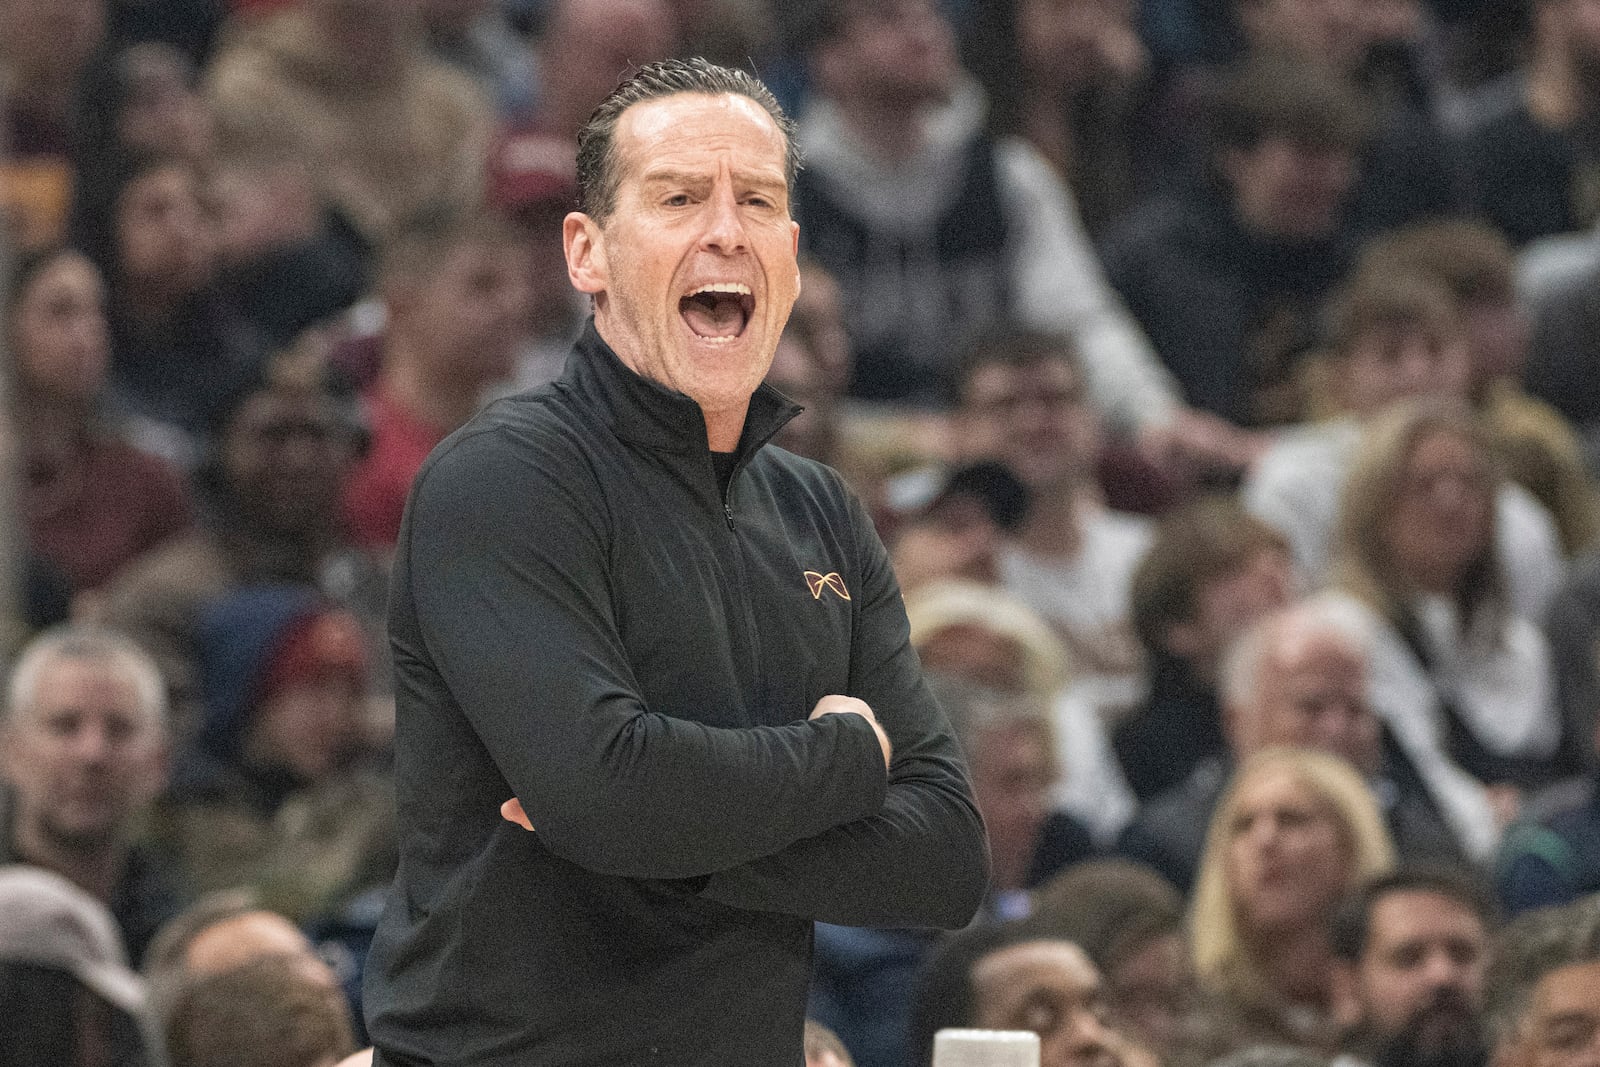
724, 502, 735, 529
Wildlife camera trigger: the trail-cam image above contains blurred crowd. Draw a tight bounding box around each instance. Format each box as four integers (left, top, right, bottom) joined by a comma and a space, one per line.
6, 0, 1600, 1065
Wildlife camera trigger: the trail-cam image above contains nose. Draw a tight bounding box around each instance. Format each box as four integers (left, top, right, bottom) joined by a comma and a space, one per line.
70, 722, 114, 765
1054, 1007, 1119, 1067
700, 183, 749, 256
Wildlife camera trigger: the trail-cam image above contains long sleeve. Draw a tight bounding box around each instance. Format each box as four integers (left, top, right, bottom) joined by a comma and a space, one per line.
399, 426, 892, 881
700, 488, 990, 929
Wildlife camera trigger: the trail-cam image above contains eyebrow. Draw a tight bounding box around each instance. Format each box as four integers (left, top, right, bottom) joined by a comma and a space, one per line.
640, 169, 788, 193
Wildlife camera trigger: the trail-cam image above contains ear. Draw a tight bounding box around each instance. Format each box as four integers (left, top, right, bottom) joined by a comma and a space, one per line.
1328, 959, 1363, 1031
564, 211, 608, 296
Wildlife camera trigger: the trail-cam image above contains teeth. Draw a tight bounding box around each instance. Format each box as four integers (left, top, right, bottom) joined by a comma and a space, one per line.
688, 283, 752, 297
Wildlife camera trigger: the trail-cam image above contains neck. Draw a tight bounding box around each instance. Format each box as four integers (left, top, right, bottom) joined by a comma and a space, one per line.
381, 336, 481, 431
11, 815, 125, 903
833, 95, 929, 162
1251, 925, 1335, 1006
703, 403, 749, 453
1016, 486, 1087, 556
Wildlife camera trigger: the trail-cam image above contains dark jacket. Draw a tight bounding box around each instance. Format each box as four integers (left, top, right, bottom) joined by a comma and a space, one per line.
364, 322, 989, 1067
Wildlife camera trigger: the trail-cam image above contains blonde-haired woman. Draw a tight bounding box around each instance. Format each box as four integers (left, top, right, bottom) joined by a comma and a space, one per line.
1190, 747, 1395, 1053
1326, 399, 1561, 858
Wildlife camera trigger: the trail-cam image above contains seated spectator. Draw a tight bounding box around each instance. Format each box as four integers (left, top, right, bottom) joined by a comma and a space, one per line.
144, 888, 334, 990
955, 329, 1154, 709
1355, 220, 1599, 555
0, 0, 106, 250
907, 581, 1135, 842
1189, 748, 1396, 1053
164, 954, 356, 1067
791, 0, 1251, 480
1328, 867, 1496, 1067
0, 865, 160, 1067
1118, 598, 1473, 893
1484, 894, 1600, 1067
1457, 0, 1600, 245
765, 257, 853, 470
889, 462, 1031, 594
1102, 56, 1367, 428
0, 626, 184, 965
1028, 860, 1197, 1062
5, 247, 193, 595
421, 0, 538, 121
1245, 269, 1565, 619
527, 0, 678, 140
1113, 499, 1296, 801
160, 587, 393, 919
1326, 402, 1564, 796
339, 208, 531, 552
909, 921, 1155, 1067
205, 0, 493, 259
72, 152, 269, 469
99, 380, 382, 742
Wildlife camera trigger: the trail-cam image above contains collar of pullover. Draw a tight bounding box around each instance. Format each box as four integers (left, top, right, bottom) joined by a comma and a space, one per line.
565, 317, 801, 463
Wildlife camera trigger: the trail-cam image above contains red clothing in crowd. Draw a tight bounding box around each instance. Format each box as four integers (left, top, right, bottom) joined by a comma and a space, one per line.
341, 385, 451, 551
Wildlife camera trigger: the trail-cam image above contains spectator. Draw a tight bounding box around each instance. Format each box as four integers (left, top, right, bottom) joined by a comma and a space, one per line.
1244, 268, 1565, 619
160, 587, 392, 919
765, 258, 853, 469
0, 865, 161, 1067
72, 152, 269, 469
955, 329, 1154, 708
1028, 860, 1197, 1062
339, 208, 531, 551
1190, 748, 1396, 1053
1356, 220, 1600, 555
791, 0, 1246, 482
144, 888, 334, 989
1484, 894, 1600, 1067
99, 380, 381, 744
0, 0, 106, 249
5, 247, 193, 595
1328, 867, 1496, 1067
1113, 498, 1296, 801
909, 921, 1154, 1067
1118, 598, 1470, 892
71, 40, 214, 201
421, 0, 538, 121
206, 0, 494, 259
164, 954, 356, 1067
1457, 0, 1600, 245
1326, 402, 1564, 797
1102, 55, 1367, 428
0, 627, 183, 965
528, 0, 678, 140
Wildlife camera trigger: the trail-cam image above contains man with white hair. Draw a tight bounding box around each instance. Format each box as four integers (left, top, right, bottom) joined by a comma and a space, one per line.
1117, 600, 1465, 890
0, 625, 183, 964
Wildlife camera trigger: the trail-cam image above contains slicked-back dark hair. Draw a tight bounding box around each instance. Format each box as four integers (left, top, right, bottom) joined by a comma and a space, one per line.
1329, 865, 1499, 962
574, 57, 801, 223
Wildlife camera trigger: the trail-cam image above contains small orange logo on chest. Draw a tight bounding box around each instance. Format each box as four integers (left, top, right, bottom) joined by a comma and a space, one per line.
805, 571, 851, 601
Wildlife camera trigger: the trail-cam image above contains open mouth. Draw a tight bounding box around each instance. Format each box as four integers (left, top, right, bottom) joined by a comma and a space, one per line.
679, 283, 754, 344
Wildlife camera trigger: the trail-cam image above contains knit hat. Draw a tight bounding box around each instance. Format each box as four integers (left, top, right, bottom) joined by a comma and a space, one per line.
0, 865, 146, 1016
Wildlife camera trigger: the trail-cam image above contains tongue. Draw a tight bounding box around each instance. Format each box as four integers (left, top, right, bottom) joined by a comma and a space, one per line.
682, 293, 745, 339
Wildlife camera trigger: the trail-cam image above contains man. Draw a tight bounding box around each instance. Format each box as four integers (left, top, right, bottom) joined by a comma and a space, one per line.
363, 58, 989, 1066
1330, 868, 1496, 1067
0, 626, 183, 966
1117, 599, 1466, 890
1485, 895, 1600, 1067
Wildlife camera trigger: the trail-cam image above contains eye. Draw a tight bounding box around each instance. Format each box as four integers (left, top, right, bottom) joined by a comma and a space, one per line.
663, 193, 692, 207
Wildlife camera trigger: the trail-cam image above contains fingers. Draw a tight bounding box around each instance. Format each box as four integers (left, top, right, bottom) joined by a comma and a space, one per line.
501, 798, 535, 831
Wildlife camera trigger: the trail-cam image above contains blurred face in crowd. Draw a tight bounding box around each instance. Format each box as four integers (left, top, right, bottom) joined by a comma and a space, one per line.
1167, 548, 1296, 677
1019, 0, 1146, 92
814, 0, 959, 108
1237, 0, 1366, 70
0, 653, 167, 851
1230, 626, 1381, 773
1496, 961, 1600, 1067
962, 357, 1102, 493
1337, 321, 1471, 419
221, 387, 355, 535
115, 161, 219, 307
183, 910, 336, 985
565, 92, 802, 444
245, 673, 366, 783
973, 940, 1125, 1067
969, 718, 1058, 890
539, 0, 677, 136
1225, 137, 1357, 241
1382, 429, 1493, 597
1336, 889, 1488, 1063
1226, 767, 1354, 938
766, 333, 837, 464
918, 625, 1033, 693
0, 0, 104, 85
390, 234, 531, 392
1462, 297, 1530, 386
8, 251, 110, 406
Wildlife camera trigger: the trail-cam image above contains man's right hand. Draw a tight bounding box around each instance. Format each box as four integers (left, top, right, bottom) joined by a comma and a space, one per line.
809, 695, 893, 770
